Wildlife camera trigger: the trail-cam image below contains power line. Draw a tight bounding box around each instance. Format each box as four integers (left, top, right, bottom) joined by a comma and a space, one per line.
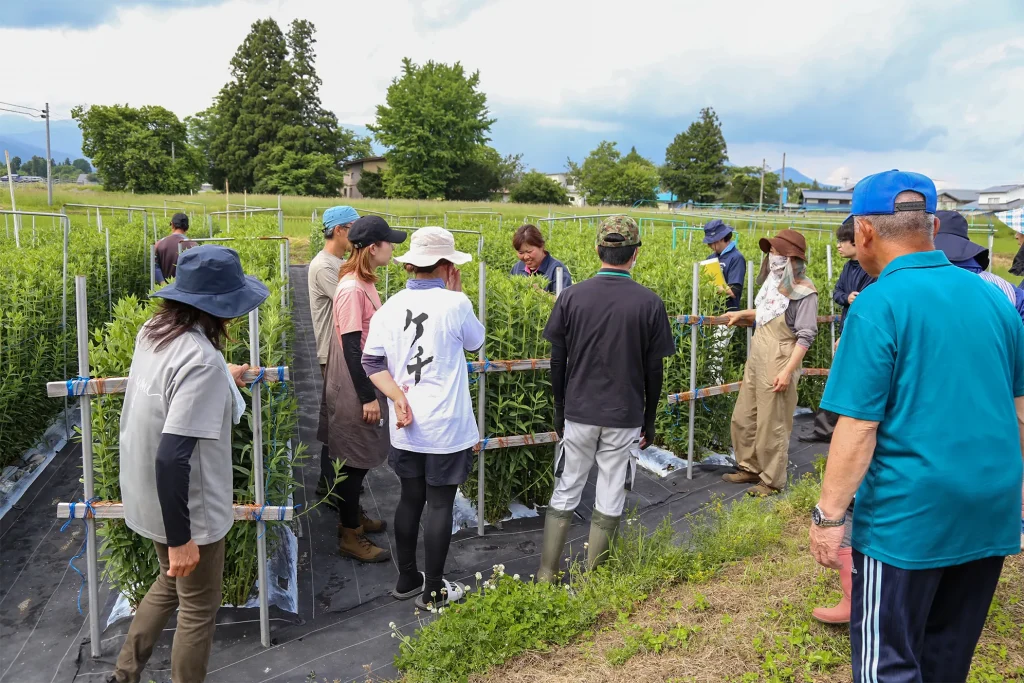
0, 106, 44, 118
0, 101, 42, 113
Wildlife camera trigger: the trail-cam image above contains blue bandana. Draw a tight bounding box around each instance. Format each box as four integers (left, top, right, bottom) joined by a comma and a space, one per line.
407, 278, 446, 290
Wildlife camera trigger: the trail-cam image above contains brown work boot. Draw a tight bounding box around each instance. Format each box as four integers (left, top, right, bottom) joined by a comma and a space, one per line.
338, 526, 390, 563
360, 507, 387, 533
746, 482, 780, 497
722, 469, 760, 484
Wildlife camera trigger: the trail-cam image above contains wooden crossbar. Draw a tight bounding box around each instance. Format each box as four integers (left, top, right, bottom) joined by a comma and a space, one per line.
58, 501, 294, 521
674, 314, 839, 326
47, 366, 290, 398
474, 431, 559, 451
667, 368, 831, 404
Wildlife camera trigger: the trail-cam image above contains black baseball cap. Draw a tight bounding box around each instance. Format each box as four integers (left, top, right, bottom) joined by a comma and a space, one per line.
171, 213, 189, 230
347, 215, 408, 249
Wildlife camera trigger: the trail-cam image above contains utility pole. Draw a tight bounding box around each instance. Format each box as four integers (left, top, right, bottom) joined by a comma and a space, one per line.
779, 153, 786, 213
758, 159, 766, 212
44, 103, 52, 206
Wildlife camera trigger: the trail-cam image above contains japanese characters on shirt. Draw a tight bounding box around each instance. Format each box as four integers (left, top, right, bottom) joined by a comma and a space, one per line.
364, 288, 485, 454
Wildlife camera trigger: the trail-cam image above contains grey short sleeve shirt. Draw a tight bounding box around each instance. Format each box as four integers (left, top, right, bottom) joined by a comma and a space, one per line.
308, 250, 345, 365
120, 324, 235, 546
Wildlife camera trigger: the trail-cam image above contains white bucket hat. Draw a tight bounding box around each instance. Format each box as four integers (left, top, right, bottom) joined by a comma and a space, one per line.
393, 226, 472, 267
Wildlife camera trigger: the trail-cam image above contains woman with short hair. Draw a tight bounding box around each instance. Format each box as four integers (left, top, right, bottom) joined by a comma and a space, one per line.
317, 215, 407, 563
511, 224, 572, 293
362, 226, 485, 610
722, 229, 818, 497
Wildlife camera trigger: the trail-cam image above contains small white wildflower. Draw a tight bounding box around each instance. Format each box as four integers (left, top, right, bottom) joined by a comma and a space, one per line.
391, 632, 397, 638
438, 607, 445, 614
530, 574, 535, 579
389, 621, 396, 629
489, 584, 497, 590
430, 590, 437, 597
475, 571, 482, 580
564, 584, 571, 590
513, 573, 520, 581
414, 608, 420, 615
583, 542, 589, 549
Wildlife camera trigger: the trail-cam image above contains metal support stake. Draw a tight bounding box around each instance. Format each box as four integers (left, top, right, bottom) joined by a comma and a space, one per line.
249, 308, 271, 648
105, 226, 112, 316
686, 262, 698, 480
207, 214, 213, 238
476, 260, 487, 536
555, 267, 564, 299
96, 207, 101, 233
746, 260, 753, 356
75, 276, 102, 658
827, 244, 835, 355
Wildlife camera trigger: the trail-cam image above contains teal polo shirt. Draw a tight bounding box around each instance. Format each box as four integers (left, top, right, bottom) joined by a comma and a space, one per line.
821, 250, 1024, 570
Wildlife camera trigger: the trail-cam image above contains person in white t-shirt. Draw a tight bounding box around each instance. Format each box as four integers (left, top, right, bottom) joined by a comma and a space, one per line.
361, 227, 485, 611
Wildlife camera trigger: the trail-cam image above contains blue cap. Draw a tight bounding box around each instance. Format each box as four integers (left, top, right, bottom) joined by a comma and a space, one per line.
851, 170, 937, 216
322, 206, 360, 236
702, 218, 734, 244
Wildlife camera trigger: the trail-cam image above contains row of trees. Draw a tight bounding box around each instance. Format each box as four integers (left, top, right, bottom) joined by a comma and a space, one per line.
7, 155, 92, 181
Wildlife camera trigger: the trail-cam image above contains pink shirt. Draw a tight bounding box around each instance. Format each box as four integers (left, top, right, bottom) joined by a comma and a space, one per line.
332, 276, 381, 349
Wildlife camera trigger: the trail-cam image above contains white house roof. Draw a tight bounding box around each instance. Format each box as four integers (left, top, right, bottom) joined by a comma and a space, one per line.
938, 189, 980, 202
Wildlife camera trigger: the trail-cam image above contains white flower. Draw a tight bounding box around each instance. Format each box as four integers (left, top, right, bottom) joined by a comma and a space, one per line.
389, 621, 396, 629
583, 542, 589, 549
475, 572, 482, 580
438, 607, 445, 614
391, 632, 397, 638
513, 574, 520, 581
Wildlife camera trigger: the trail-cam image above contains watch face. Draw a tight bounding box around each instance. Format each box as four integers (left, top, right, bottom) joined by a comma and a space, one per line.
812, 507, 822, 525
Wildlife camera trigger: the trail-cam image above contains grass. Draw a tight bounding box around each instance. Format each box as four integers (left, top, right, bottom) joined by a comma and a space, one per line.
472, 525, 1023, 683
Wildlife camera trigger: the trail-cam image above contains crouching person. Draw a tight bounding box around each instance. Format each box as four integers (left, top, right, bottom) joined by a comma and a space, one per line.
537, 216, 676, 581
110, 246, 269, 683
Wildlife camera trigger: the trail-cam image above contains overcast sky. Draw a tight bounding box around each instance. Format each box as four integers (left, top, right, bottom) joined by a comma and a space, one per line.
4, 0, 1022, 188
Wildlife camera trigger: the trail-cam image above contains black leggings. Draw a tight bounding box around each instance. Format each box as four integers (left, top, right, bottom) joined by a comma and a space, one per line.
393, 477, 459, 598
336, 464, 368, 529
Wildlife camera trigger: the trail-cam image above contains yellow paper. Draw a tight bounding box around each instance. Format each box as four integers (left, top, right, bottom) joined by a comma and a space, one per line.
699, 257, 727, 288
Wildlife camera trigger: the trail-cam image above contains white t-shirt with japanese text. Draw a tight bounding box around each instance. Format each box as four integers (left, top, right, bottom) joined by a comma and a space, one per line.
363, 286, 485, 454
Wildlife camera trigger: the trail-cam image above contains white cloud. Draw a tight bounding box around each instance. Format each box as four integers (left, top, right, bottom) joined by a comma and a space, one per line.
1, 0, 1020, 187
535, 117, 622, 133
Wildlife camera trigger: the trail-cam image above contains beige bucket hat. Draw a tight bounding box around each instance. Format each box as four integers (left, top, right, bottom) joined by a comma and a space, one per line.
393, 226, 472, 267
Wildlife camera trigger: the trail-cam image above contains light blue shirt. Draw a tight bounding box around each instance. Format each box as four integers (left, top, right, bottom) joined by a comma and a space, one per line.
821, 250, 1024, 570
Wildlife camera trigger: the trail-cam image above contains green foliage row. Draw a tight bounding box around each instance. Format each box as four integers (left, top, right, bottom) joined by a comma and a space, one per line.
87, 216, 304, 607
0, 214, 150, 466
392, 474, 822, 682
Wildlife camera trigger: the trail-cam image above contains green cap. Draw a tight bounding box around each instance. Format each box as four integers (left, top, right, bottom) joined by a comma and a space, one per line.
596, 215, 641, 248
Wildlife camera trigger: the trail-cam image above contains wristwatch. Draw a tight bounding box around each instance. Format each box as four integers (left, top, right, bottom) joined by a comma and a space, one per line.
812, 505, 846, 528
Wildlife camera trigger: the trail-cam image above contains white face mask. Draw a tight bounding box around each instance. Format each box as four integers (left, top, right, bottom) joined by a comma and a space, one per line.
769, 254, 788, 276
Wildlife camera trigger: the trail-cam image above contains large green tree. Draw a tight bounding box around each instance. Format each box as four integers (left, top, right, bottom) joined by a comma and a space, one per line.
72, 158, 92, 173
662, 107, 729, 203
612, 161, 660, 205
369, 58, 495, 199
723, 166, 779, 205
72, 104, 201, 193
9, 156, 21, 173
202, 18, 369, 195
509, 171, 570, 205
567, 142, 659, 205
357, 170, 386, 198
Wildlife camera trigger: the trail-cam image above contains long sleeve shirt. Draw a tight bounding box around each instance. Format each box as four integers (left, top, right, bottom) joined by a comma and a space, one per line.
713, 242, 747, 312
833, 260, 876, 329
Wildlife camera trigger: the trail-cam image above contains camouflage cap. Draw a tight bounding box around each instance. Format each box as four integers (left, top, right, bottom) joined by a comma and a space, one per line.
596, 215, 641, 248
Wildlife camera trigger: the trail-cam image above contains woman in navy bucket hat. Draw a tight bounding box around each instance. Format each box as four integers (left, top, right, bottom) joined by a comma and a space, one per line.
111, 245, 269, 683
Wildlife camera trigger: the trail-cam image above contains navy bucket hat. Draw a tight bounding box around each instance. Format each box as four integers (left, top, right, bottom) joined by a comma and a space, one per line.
702, 219, 734, 244
935, 210, 988, 271
153, 245, 270, 319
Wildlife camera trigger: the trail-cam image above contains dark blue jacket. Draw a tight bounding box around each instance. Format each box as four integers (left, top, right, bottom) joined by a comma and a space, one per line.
711, 243, 747, 311
833, 260, 876, 329
511, 253, 572, 293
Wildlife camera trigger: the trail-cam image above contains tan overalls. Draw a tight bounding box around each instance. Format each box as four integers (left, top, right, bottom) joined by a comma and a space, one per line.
730, 314, 800, 490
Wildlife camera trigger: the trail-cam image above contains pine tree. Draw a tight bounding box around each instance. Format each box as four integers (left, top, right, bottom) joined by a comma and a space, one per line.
662, 107, 729, 203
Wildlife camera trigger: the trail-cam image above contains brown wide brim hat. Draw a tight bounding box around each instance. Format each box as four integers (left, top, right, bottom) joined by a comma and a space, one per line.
759, 229, 807, 261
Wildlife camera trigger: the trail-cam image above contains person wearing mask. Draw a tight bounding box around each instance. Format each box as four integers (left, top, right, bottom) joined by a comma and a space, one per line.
308, 205, 358, 502
361, 226, 485, 610
800, 215, 876, 445
722, 229, 818, 497
537, 216, 676, 582
154, 213, 195, 284
109, 246, 268, 683
317, 216, 407, 563
510, 224, 573, 294
935, 209, 1024, 323
810, 171, 1024, 683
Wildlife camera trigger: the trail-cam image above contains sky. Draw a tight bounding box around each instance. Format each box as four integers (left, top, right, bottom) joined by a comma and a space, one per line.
3, 0, 1023, 189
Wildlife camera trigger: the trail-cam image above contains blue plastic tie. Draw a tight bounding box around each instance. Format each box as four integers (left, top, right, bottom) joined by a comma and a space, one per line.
60, 498, 98, 615
480, 437, 490, 451
66, 376, 91, 397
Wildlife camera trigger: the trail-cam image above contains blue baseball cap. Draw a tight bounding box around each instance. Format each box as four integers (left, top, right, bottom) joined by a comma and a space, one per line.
851, 170, 937, 216
702, 218, 734, 244
322, 206, 360, 236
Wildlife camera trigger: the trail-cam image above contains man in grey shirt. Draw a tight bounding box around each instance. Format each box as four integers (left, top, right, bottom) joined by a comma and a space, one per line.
308, 205, 358, 498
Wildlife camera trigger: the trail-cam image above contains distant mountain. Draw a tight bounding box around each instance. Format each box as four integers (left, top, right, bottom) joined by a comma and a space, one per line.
0, 115, 85, 163
781, 167, 833, 188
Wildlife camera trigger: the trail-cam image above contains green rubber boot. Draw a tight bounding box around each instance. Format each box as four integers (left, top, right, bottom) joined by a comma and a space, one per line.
587, 511, 621, 571
537, 507, 575, 583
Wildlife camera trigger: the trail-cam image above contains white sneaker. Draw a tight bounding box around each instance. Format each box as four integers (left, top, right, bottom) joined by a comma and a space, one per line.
415, 579, 467, 611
